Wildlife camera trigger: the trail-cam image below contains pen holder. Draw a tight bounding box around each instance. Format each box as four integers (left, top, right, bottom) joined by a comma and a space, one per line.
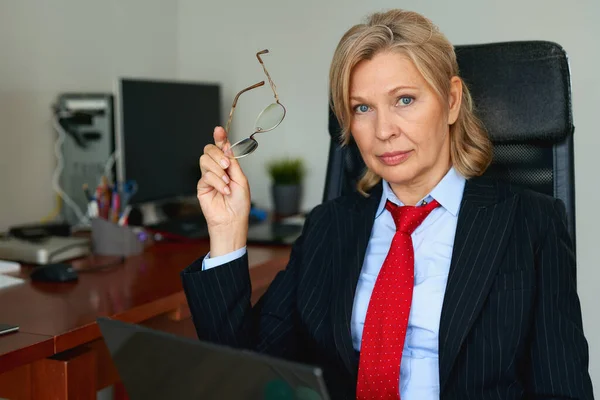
91, 218, 144, 256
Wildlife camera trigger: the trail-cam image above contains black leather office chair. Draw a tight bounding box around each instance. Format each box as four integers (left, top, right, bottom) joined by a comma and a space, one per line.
323, 41, 576, 246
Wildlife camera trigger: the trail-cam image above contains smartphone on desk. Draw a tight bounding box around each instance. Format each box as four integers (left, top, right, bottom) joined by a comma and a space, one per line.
0, 323, 19, 336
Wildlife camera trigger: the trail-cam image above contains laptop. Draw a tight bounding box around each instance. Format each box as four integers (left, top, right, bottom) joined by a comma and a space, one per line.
97, 317, 330, 400
146, 214, 210, 240
246, 221, 304, 246
147, 214, 304, 245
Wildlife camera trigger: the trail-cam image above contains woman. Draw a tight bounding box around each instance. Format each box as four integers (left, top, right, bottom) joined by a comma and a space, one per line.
181, 9, 594, 400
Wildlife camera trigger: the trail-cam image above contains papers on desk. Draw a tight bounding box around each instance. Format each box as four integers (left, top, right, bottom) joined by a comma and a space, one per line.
0, 260, 25, 289
0, 274, 25, 290
0, 260, 20, 274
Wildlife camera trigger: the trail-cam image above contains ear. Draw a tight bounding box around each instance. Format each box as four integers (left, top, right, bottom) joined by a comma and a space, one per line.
447, 76, 462, 125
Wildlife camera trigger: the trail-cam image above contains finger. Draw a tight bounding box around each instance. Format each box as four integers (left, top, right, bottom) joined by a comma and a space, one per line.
203, 144, 231, 171
197, 176, 218, 198
199, 154, 230, 184
199, 171, 231, 196
222, 153, 247, 186
213, 126, 229, 150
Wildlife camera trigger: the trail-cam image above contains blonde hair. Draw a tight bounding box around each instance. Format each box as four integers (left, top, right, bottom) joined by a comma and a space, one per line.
329, 9, 493, 195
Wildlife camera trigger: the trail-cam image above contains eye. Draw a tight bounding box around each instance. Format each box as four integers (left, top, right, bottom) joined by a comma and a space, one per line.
353, 104, 371, 114
397, 96, 414, 106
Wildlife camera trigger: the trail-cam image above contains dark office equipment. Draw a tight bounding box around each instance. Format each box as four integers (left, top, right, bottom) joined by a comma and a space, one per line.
323, 41, 576, 248
0, 324, 19, 336
146, 212, 283, 243
8, 222, 71, 242
117, 78, 221, 205
55, 93, 115, 225
97, 317, 330, 400
246, 221, 304, 246
30, 263, 79, 283
146, 214, 210, 241
0, 236, 90, 265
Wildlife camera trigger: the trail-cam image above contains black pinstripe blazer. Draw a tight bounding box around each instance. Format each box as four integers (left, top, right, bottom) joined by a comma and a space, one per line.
181, 177, 594, 399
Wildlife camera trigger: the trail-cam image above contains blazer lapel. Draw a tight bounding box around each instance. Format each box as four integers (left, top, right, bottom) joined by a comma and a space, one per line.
330, 183, 382, 377
438, 178, 518, 390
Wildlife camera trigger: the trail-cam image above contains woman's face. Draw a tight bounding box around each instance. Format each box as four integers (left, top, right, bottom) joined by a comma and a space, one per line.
349, 51, 462, 198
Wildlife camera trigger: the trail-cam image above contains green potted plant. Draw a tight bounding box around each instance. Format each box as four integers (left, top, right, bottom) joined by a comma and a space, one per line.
267, 157, 305, 216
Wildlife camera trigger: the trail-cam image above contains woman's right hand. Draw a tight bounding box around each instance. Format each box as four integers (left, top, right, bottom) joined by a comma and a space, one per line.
197, 126, 250, 256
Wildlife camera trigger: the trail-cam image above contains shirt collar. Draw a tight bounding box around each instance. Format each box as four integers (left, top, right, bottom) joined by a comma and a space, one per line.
375, 166, 466, 218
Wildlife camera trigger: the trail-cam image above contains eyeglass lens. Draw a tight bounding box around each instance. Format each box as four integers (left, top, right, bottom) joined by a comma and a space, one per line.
229, 102, 285, 158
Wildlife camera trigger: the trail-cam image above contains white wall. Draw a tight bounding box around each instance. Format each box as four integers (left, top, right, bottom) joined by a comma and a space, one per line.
178, 0, 599, 389
0, 0, 179, 230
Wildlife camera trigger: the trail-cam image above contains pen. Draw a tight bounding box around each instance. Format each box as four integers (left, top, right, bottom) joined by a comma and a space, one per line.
118, 205, 132, 226
95, 185, 104, 219
97, 176, 111, 220
111, 192, 120, 223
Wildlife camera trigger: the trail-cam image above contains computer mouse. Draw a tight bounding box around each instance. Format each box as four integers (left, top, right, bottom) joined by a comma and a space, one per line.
30, 263, 78, 283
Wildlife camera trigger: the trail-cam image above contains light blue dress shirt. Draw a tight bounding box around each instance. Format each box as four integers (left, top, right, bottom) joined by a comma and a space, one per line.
203, 167, 465, 399
352, 167, 464, 399
203, 247, 247, 270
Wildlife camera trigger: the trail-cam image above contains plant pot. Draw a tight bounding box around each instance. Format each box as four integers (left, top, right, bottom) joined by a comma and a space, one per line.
271, 184, 302, 216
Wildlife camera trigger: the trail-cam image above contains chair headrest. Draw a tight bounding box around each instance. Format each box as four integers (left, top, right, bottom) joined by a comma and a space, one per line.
456, 41, 573, 143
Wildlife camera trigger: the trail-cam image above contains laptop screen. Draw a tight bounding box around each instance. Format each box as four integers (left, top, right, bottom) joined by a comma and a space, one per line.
98, 317, 330, 400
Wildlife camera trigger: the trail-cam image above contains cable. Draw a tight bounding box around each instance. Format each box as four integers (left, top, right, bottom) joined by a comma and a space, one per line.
103, 149, 119, 184
51, 112, 89, 227
40, 194, 62, 222
50, 107, 118, 228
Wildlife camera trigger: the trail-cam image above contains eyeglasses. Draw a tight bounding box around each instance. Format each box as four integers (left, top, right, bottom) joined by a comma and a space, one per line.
225, 49, 286, 159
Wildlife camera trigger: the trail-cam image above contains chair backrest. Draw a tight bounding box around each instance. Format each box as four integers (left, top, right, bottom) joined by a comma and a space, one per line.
323, 41, 576, 244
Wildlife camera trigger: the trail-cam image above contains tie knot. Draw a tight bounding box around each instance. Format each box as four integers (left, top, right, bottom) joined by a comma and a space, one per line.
385, 199, 440, 234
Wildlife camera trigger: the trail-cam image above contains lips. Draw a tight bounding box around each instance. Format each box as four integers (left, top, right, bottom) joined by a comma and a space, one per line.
378, 150, 413, 166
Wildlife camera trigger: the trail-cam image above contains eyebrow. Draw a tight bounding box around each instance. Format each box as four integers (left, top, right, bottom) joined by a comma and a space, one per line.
350, 85, 419, 102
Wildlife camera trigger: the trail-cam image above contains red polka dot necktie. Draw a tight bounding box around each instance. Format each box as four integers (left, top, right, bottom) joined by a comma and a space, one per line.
356, 199, 440, 400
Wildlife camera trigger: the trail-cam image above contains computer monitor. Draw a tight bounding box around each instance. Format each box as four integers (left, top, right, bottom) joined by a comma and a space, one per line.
117, 78, 220, 204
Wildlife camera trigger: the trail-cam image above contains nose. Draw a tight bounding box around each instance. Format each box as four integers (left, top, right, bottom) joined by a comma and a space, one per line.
374, 107, 401, 141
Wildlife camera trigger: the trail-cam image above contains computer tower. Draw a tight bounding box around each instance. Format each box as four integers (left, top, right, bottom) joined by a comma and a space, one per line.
55, 93, 115, 226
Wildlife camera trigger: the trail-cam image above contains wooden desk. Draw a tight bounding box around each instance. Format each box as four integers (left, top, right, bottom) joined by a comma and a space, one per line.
0, 241, 290, 399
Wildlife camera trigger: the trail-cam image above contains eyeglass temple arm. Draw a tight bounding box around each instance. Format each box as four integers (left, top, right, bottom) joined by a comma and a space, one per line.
224, 81, 265, 134
256, 50, 279, 103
